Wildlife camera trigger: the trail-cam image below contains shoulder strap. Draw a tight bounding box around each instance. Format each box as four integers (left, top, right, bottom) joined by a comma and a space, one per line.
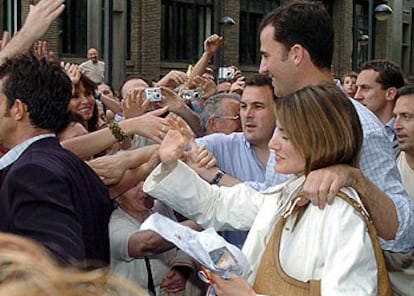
335, 191, 392, 296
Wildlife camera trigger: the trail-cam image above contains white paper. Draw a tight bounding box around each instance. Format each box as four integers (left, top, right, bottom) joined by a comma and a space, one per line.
141, 212, 252, 279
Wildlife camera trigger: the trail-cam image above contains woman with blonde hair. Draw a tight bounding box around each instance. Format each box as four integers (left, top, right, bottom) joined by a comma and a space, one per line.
143, 82, 388, 295
0, 233, 146, 296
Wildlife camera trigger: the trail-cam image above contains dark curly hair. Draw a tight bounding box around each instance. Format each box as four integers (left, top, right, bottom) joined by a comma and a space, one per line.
0, 54, 72, 133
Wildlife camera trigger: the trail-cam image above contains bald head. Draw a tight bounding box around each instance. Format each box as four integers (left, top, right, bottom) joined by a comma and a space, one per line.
87, 48, 98, 64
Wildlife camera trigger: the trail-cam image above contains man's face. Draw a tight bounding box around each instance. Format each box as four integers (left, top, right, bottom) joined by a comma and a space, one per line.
240, 85, 276, 147
0, 81, 14, 148
354, 69, 388, 117
259, 25, 297, 97
87, 49, 98, 64
394, 94, 414, 154
209, 98, 241, 135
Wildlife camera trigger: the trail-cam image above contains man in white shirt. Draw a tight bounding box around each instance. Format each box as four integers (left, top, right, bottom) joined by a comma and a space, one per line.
385, 85, 414, 296
79, 47, 105, 84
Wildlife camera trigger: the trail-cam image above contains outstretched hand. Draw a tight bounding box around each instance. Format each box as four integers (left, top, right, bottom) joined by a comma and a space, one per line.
158, 114, 194, 171
121, 89, 150, 119
60, 62, 81, 85
160, 267, 189, 293
210, 272, 256, 296
0, 0, 65, 64
204, 34, 223, 56
22, 0, 65, 41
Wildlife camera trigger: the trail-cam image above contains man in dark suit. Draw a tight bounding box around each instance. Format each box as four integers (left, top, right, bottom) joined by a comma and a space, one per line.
0, 54, 113, 267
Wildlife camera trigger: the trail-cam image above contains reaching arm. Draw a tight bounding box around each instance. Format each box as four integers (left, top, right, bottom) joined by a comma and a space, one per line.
160, 87, 203, 137
128, 230, 175, 257
0, 0, 65, 64
188, 164, 242, 186
61, 108, 168, 159
88, 144, 159, 185
187, 34, 223, 83
100, 94, 122, 114
127, 220, 201, 258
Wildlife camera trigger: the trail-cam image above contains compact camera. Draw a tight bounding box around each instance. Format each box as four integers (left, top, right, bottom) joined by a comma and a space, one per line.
218, 67, 235, 81
181, 88, 202, 101
143, 87, 163, 102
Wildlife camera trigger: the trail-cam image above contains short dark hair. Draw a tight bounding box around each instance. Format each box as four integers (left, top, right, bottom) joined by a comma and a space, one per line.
245, 74, 276, 101
361, 59, 405, 90
396, 84, 414, 100
0, 55, 72, 132
259, 1, 334, 70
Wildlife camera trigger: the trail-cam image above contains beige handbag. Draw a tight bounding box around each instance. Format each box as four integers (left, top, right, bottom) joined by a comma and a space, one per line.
253, 191, 392, 296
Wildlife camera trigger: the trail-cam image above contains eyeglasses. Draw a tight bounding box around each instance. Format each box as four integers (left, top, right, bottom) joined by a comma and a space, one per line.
214, 114, 240, 121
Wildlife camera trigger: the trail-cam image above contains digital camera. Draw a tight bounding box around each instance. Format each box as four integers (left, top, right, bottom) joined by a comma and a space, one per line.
218, 67, 235, 81
181, 88, 202, 101
143, 87, 163, 102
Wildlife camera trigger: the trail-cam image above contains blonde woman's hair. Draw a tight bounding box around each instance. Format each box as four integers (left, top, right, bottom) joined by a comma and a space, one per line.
0, 233, 146, 296
276, 82, 363, 175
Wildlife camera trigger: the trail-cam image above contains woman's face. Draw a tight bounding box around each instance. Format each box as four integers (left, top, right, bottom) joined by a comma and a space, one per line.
268, 120, 305, 176
68, 82, 96, 122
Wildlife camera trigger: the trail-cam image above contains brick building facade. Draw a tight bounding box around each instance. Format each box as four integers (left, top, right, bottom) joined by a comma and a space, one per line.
1, 0, 413, 89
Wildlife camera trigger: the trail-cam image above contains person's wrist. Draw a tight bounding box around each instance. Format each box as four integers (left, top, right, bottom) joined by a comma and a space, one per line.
351, 167, 363, 188
120, 117, 142, 136
161, 161, 177, 172
203, 51, 214, 59
211, 169, 225, 185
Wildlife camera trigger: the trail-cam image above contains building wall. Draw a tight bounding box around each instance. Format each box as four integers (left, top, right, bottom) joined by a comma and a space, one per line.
11, 0, 412, 88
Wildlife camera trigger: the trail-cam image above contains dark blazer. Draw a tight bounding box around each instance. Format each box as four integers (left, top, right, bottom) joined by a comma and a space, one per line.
0, 137, 113, 267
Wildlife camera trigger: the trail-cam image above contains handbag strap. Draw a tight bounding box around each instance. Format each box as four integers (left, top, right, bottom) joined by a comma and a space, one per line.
335, 191, 391, 296
271, 196, 321, 295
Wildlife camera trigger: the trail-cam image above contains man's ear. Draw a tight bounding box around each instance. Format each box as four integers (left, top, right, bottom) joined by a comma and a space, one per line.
11, 99, 27, 121
386, 87, 398, 102
290, 44, 305, 66
207, 116, 217, 134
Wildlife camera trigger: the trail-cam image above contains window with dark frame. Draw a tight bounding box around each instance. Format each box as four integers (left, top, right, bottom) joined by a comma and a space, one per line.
161, 0, 213, 63
239, 0, 280, 66
59, 0, 87, 57
0, 0, 6, 33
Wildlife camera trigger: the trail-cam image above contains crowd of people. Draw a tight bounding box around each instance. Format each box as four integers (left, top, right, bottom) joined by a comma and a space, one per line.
0, 0, 414, 295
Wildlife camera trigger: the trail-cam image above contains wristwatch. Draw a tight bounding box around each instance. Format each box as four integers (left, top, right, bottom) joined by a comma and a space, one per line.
211, 170, 225, 185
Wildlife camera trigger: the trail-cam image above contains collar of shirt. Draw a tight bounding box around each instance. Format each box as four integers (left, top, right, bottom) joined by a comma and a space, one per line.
385, 117, 396, 142
0, 134, 55, 170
